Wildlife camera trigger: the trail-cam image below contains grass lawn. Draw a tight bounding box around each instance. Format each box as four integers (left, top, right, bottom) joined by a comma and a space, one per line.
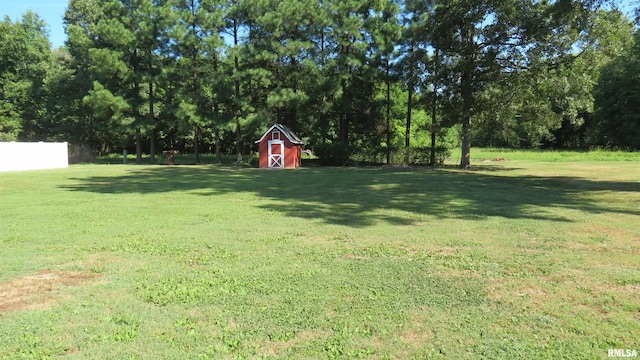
1, 151, 639, 359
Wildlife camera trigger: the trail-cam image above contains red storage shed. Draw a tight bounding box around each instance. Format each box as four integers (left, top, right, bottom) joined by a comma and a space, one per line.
255, 124, 304, 168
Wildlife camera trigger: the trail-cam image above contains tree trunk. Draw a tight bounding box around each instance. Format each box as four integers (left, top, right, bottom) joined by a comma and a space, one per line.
149, 80, 156, 164
194, 124, 200, 164
339, 112, 349, 144
339, 78, 349, 144
461, 118, 471, 168
135, 127, 142, 164
134, 49, 142, 164
386, 59, 391, 165
235, 119, 242, 163
215, 129, 221, 163
430, 98, 437, 167
430, 48, 439, 167
460, 63, 472, 169
460, 28, 473, 169
150, 129, 156, 164
406, 43, 414, 154
191, 6, 199, 165
233, 19, 242, 164
405, 83, 412, 149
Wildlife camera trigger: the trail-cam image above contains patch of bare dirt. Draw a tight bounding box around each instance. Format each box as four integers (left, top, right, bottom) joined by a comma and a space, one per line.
481, 157, 507, 163
265, 330, 325, 356
341, 254, 371, 260
400, 324, 432, 347
0, 271, 96, 314
402, 245, 459, 257
571, 224, 631, 239
486, 281, 549, 309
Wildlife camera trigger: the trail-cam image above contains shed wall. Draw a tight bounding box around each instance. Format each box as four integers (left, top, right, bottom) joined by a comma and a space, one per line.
284, 141, 301, 168
257, 136, 301, 168
258, 140, 269, 168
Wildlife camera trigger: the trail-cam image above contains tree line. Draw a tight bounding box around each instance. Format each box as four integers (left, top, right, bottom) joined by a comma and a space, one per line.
1, 0, 638, 167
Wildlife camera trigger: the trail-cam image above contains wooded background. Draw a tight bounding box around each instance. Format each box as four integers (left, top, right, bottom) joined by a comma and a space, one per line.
1, 0, 639, 166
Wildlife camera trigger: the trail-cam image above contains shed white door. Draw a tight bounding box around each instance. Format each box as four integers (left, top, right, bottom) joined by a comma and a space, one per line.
268, 140, 284, 168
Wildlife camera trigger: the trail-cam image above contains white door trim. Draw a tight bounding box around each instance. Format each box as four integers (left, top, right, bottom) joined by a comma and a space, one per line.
268, 140, 284, 168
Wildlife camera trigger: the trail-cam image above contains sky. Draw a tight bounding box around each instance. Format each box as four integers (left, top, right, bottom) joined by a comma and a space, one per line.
2, 0, 68, 48
1, 0, 638, 50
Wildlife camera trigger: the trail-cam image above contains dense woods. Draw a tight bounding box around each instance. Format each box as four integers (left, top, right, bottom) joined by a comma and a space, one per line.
1, 0, 638, 166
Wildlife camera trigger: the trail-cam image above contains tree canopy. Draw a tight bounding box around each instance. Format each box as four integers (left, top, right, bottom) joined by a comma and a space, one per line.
592, 30, 640, 150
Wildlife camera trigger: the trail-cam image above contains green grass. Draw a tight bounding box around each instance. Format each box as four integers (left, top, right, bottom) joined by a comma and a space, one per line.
1, 151, 639, 359
450, 147, 640, 162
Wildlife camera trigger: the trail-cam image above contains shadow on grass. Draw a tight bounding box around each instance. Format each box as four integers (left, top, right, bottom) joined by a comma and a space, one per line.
60, 165, 640, 227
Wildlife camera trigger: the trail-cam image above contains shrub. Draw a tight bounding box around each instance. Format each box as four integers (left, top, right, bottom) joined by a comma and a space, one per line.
392, 146, 451, 166
68, 144, 95, 164
313, 142, 353, 166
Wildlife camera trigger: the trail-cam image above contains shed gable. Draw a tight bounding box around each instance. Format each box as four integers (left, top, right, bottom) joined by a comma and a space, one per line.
254, 124, 304, 145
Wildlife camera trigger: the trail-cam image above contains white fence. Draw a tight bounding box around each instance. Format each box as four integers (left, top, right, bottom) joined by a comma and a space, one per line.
0, 142, 69, 172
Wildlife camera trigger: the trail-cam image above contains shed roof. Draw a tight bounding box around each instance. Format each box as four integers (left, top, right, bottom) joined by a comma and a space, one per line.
255, 123, 304, 144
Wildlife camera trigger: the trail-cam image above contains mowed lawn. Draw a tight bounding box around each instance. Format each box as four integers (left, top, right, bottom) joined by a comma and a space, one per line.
1, 152, 639, 359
